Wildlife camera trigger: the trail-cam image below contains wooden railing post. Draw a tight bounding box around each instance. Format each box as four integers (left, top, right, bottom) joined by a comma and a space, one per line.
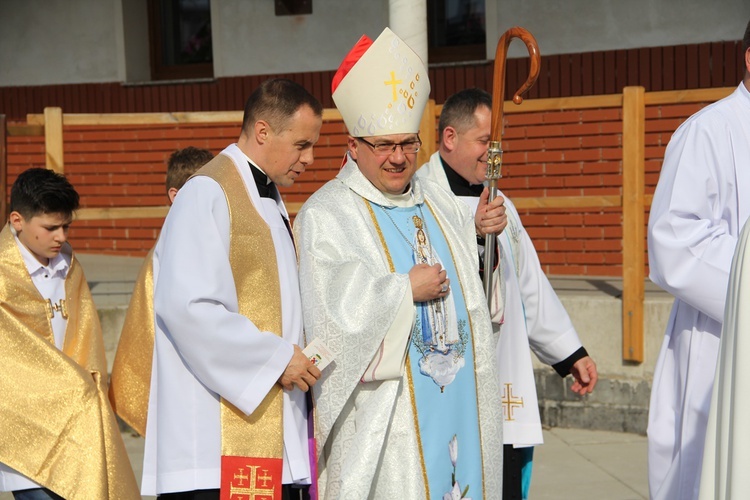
0, 114, 6, 220
417, 99, 437, 167
44, 107, 64, 173
621, 86, 646, 363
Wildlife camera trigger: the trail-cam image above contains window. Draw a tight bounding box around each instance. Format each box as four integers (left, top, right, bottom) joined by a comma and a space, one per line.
427, 0, 486, 64
148, 0, 213, 80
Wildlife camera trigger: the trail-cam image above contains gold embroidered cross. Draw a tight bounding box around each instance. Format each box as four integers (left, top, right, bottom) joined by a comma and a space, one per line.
229, 465, 275, 499
46, 299, 68, 319
384, 71, 402, 102
501, 383, 524, 421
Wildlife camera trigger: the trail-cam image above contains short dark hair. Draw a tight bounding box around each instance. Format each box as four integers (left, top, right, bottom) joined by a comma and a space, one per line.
10, 168, 79, 219
439, 88, 493, 138
744, 19, 750, 54
166, 146, 213, 193
241, 78, 323, 134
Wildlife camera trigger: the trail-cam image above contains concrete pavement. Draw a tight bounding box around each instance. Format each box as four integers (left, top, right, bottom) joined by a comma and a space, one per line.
114, 426, 647, 499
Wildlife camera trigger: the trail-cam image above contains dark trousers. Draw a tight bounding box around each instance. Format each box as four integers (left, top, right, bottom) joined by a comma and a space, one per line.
502, 444, 535, 500
158, 485, 309, 500
12, 489, 65, 500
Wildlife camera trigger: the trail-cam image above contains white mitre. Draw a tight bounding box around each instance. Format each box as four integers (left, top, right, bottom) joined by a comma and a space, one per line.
331, 27, 431, 137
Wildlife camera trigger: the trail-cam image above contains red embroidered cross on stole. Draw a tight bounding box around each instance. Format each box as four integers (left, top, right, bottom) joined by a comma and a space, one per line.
221, 456, 283, 500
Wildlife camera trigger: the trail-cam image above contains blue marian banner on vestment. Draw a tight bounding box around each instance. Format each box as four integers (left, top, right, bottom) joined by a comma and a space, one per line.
370, 201, 483, 499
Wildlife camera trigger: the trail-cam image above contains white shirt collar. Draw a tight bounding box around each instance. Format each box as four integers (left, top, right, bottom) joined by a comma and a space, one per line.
14, 234, 70, 277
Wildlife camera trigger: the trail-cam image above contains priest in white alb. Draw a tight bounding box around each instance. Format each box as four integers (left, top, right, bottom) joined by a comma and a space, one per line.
142, 79, 323, 500
294, 28, 505, 499
647, 20, 750, 500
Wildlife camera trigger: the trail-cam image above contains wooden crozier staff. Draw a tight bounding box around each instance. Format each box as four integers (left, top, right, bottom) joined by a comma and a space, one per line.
483, 27, 542, 305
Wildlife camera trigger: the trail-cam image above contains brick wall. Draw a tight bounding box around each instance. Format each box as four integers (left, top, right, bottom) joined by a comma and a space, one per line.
5, 98, 715, 276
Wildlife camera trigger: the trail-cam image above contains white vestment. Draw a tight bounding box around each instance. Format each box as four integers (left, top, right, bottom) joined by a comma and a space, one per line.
142, 144, 310, 495
418, 152, 584, 446
699, 219, 750, 499
647, 82, 750, 500
294, 157, 504, 499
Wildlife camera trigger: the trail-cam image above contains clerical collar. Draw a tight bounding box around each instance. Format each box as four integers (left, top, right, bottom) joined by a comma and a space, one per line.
248, 161, 275, 199
440, 156, 484, 198
382, 185, 416, 207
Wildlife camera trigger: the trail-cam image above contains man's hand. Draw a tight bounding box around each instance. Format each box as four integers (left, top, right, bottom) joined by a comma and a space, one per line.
569, 356, 598, 395
278, 345, 322, 392
409, 263, 449, 302
475, 187, 507, 237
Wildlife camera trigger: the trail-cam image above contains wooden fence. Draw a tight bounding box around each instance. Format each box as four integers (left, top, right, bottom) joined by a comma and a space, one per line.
3, 84, 735, 363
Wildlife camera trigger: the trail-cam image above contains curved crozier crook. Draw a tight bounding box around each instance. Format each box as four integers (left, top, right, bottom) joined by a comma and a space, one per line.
491, 27, 541, 140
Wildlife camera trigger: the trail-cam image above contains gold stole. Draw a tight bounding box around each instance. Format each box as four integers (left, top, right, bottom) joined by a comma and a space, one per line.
108, 247, 155, 436
197, 155, 285, 500
0, 225, 140, 499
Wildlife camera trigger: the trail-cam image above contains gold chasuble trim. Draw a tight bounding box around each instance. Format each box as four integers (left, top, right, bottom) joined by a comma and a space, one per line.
196, 156, 284, 500
363, 198, 431, 497
0, 225, 140, 499
425, 201, 487, 490
109, 247, 155, 436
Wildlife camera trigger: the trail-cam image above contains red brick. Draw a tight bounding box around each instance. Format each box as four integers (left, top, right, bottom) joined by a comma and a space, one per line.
528, 177, 564, 188
538, 253, 567, 264
527, 227, 565, 239
543, 110, 582, 124
658, 103, 706, 119
527, 151, 564, 163
580, 108, 621, 122
567, 253, 605, 264
504, 138, 545, 151
526, 124, 565, 138
506, 113, 544, 126
585, 240, 622, 251
584, 213, 622, 225
560, 123, 600, 136
585, 162, 621, 174
546, 164, 583, 175
547, 240, 585, 251
544, 137, 581, 150
566, 227, 602, 238
548, 264, 587, 275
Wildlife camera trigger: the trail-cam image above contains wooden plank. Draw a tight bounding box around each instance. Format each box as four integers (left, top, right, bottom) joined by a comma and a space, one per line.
44, 107, 64, 173
0, 114, 7, 220
511, 195, 621, 209
7, 124, 44, 136
698, 43, 711, 88
76, 206, 169, 221
710, 42, 724, 87
621, 86, 645, 363
417, 99, 436, 167
644, 87, 734, 105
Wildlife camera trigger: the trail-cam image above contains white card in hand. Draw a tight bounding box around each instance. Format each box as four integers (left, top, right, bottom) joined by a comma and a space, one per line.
303, 338, 335, 371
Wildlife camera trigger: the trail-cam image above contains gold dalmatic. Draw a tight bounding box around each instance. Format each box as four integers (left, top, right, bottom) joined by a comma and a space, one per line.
109, 247, 155, 436
0, 225, 140, 499
197, 156, 285, 500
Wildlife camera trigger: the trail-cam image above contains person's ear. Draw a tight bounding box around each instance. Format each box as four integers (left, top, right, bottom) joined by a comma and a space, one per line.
347, 136, 358, 161
9, 211, 24, 233
167, 187, 179, 204
254, 120, 271, 144
442, 126, 459, 152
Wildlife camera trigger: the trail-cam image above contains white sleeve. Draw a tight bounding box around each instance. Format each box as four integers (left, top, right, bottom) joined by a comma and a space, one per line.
153, 177, 293, 415
505, 198, 582, 365
648, 119, 738, 322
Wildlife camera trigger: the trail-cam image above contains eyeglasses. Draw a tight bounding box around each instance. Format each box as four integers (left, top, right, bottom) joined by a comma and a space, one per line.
357, 136, 422, 155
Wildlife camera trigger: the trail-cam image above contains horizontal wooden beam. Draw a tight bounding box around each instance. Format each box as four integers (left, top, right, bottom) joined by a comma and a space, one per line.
7, 124, 44, 136
644, 87, 734, 105
27, 108, 344, 127
512, 195, 622, 209
76, 206, 169, 221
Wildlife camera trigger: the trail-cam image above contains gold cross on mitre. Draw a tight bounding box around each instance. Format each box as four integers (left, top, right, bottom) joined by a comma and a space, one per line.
228, 464, 275, 500
46, 299, 68, 319
384, 71, 402, 102
501, 383, 524, 421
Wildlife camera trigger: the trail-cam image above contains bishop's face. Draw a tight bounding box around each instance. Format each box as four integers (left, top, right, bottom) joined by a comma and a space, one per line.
349, 132, 421, 195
